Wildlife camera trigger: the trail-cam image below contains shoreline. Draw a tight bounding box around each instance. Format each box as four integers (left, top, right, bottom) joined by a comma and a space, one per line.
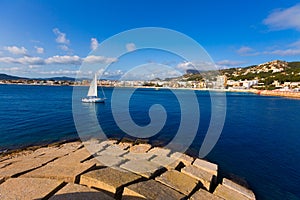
0, 139, 256, 199
1, 83, 300, 99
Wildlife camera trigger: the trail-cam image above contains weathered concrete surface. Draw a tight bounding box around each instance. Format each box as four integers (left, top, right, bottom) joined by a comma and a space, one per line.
214, 184, 253, 200
129, 144, 151, 153
99, 140, 118, 146
223, 178, 255, 200
147, 147, 171, 156
117, 142, 132, 150
83, 141, 107, 155
82, 157, 105, 167
0, 156, 57, 178
49, 183, 114, 200
123, 179, 185, 200
150, 155, 181, 170
193, 158, 218, 176
0, 162, 11, 169
170, 152, 194, 166
190, 189, 224, 200
0, 140, 256, 200
155, 170, 198, 196
50, 148, 92, 165
22, 162, 95, 183
123, 152, 154, 160
80, 168, 142, 197
120, 160, 163, 178
0, 178, 64, 200
181, 165, 213, 191
95, 155, 127, 167
98, 145, 129, 157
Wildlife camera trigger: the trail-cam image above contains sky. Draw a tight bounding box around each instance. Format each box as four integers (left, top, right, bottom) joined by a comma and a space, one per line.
0, 0, 300, 78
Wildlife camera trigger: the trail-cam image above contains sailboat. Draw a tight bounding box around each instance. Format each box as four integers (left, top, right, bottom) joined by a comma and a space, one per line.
82, 74, 106, 103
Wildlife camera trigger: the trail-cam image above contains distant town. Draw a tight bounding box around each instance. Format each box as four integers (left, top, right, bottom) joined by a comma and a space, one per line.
1, 60, 300, 93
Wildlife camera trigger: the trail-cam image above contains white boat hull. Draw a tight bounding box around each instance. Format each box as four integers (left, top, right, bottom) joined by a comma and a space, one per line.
81, 97, 105, 103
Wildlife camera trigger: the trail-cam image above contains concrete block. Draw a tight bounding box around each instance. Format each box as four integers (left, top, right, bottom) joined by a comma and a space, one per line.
94, 155, 127, 167
0, 156, 57, 178
120, 160, 163, 178
150, 155, 181, 170
129, 144, 152, 153
193, 158, 218, 176
22, 163, 95, 183
49, 183, 114, 200
147, 147, 171, 156
0, 178, 64, 200
98, 145, 128, 157
170, 152, 194, 166
223, 178, 255, 200
214, 184, 253, 200
181, 165, 213, 191
80, 168, 141, 197
123, 152, 154, 160
190, 189, 223, 200
50, 148, 92, 165
155, 170, 198, 196
123, 179, 185, 200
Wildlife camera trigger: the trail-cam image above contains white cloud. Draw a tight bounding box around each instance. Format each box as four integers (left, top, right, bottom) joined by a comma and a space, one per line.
289, 39, 300, 47
34, 46, 44, 54
176, 61, 216, 71
265, 49, 300, 56
216, 60, 245, 66
84, 55, 117, 64
39, 70, 80, 75
58, 45, 70, 51
263, 4, 300, 31
126, 43, 136, 52
53, 28, 70, 44
237, 46, 254, 54
18, 56, 45, 65
0, 56, 44, 65
4, 46, 27, 55
0, 55, 117, 66
90, 38, 99, 50
45, 55, 81, 65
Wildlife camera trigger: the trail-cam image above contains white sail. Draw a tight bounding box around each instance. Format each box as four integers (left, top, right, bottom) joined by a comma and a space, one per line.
87, 74, 97, 97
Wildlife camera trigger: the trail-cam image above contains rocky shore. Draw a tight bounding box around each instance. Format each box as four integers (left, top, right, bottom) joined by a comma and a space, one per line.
0, 139, 256, 200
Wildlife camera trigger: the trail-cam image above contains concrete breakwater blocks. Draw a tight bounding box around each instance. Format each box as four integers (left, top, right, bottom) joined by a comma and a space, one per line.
49, 183, 114, 200
155, 170, 199, 196
190, 188, 224, 200
181, 165, 214, 191
0, 178, 64, 200
222, 178, 256, 200
193, 158, 218, 176
21, 162, 95, 183
123, 179, 185, 200
120, 159, 164, 178
0, 140, 256, 199
80, 167, 142, 198
170, 152, 194, 166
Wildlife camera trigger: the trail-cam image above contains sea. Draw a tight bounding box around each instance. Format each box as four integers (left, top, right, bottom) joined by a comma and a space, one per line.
0, 84, 299, 200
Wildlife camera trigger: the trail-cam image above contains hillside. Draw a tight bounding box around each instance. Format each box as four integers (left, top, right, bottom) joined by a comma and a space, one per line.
220, 60, 300, 85
0, 74, 28, 80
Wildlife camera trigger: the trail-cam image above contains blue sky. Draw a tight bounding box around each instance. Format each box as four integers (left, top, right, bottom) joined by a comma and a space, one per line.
0, 0, 300, 78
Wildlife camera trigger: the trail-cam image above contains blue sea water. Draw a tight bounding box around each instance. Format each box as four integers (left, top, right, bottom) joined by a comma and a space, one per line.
0, 84, 299, 200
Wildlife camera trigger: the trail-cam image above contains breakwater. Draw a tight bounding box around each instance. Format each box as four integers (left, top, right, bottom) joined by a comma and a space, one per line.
0, 139, 255, 200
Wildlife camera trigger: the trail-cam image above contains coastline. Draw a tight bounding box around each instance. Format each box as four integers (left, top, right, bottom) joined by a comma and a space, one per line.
0, 139, 256, 200
1, 83, 300, 100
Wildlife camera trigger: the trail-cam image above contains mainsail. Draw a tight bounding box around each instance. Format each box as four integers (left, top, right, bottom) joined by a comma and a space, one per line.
87, 74, 97, 97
